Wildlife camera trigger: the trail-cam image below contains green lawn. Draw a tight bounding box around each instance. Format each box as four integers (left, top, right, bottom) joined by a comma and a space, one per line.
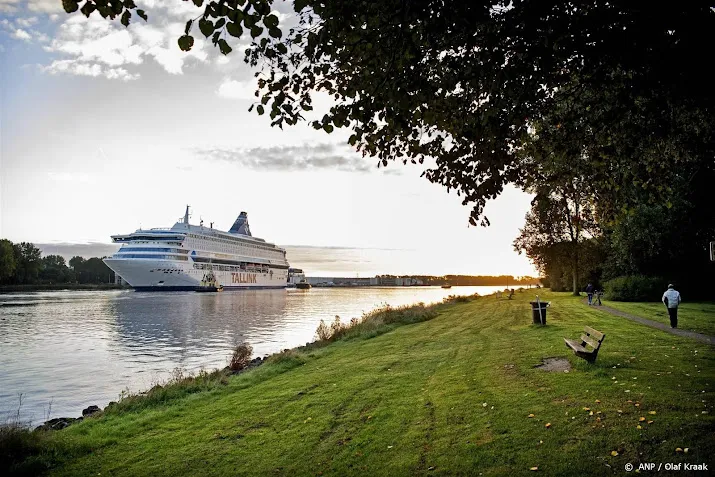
8, 292, 715, 476
602, 300, 715, 336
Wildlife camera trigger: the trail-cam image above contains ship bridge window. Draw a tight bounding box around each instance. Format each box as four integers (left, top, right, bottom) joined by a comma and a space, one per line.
117, 247, 188, 254
115, 254, 188, 261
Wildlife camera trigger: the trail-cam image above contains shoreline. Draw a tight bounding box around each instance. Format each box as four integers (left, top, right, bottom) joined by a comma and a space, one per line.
0, 284, 131, 293
2, 291, 713, 475
22, 296, 456, 430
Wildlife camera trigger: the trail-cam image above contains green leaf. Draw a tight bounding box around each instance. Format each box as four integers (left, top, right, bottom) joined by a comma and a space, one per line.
120, 10, 131, 27
80, 2, 96, 17
226, 22, 243, 38
276, 43, 288, 54
192, 0, 203, 6
96, 5, 111, 18
110, 0, 123, 15
263, 14, 279, 29
215, 18, 226, 30
122, 0, 137, 8
250, 26, 264, 38
62, 0, 79, 13
256, 105, 265, 115
323, 124, 334, 133
199, 18, 214, 37
178, 35, 195, 52
184, 19, 193, 35
218, 38, 232, 55
212, 31, 221, 45
136, 9, 147, 21
268, 27, 282, 39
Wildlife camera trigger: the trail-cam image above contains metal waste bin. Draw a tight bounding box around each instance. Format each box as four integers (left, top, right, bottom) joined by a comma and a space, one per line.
530, 301, 549, 324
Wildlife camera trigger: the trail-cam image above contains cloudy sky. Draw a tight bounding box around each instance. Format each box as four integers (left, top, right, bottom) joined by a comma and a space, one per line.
0, 1, 537, 277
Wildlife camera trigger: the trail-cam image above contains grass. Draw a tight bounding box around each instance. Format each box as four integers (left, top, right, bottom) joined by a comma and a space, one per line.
3, 292, 714, 476
602, 300, 715, 336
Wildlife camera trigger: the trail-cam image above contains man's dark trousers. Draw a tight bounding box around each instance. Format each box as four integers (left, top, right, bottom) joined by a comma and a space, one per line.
667, 307, 678, 328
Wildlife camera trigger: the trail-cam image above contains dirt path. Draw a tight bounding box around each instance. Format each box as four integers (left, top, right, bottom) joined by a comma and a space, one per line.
586, 301, 714, 345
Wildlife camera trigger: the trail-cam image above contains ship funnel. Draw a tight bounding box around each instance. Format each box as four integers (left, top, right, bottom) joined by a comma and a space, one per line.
228, 211, 252, 236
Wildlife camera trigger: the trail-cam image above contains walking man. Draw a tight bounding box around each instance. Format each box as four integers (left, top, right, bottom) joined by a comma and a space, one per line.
662, 284, 682, 328
586, 283, 594, 305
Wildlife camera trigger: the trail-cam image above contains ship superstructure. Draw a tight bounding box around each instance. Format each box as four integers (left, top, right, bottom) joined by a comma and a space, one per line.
104, 206, 289, 290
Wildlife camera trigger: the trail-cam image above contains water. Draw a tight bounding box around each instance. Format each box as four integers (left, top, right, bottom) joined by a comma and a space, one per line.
0, 285, 518, 424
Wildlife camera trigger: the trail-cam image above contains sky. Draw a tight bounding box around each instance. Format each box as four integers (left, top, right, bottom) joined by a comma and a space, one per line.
0, 1, 537, 277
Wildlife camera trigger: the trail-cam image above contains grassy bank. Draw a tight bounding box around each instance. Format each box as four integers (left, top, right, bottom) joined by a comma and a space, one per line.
601, 300, 715, 336
0, 284, 129, 293
4, 292, 714, 476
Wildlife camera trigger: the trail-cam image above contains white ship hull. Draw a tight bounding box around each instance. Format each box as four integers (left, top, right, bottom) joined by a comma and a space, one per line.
103, 208, 290, 291
105, 259, 288, 291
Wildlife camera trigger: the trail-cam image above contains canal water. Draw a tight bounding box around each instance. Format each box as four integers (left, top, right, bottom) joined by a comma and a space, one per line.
0, 285, 520, 424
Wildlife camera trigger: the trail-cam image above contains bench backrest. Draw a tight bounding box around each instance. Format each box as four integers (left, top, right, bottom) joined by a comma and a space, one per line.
580, 326, 605, 350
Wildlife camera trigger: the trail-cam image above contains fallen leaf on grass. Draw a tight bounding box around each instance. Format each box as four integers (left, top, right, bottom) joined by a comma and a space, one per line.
611, 450, 619, 456
595, 400, 601, 403
684, 448, 689, 453
637, 425, 642, 429
528, 414, 535, 418
639, 417, 646, 422
583, 407, 590, 411
647, 420, 654, 424
648, 411, 656, 415
545, 423, 551, 428
589, 411, 594, 416
530, 467, 538, 471
675, 447, 683, 453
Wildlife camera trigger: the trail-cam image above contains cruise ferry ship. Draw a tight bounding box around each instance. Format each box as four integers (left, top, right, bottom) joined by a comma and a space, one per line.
104, 207, 290, 290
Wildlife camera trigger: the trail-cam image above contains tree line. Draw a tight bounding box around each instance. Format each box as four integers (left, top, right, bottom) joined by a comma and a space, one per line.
0, 239, 115, 285
512, 166, 714, 299
409, 275, 540, 287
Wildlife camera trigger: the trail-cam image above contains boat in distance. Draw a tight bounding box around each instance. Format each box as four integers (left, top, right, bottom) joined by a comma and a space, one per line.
104, 206, 290, 291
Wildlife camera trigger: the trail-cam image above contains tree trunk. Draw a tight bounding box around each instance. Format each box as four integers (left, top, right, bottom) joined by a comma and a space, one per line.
572, 241, 580, 296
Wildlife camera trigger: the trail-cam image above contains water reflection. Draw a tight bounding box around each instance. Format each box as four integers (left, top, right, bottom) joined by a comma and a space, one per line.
0, 286, 508, 424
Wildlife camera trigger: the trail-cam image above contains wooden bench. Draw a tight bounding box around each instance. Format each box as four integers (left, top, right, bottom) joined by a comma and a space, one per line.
564, 326, 605, 363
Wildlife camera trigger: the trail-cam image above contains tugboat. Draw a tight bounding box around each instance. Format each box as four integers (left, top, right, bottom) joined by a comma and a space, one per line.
295, 279, 311, 289
196, 270, 224, 292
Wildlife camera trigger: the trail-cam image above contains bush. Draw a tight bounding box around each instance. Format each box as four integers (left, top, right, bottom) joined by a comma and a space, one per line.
229, 343, 253, 371
315, 319, 332, 341
0, 424, 55, 476
604, 275, 665, 302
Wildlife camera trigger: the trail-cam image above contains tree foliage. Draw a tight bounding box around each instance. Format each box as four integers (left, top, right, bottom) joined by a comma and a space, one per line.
65, 0, 715, 225
0, 241, 116, 285
0, 239, 17, 282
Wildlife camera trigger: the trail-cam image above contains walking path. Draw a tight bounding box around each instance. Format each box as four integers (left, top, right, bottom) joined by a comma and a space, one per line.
587, 301, 714, 345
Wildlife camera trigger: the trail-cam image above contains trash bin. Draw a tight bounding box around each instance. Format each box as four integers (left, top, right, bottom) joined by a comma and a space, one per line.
530, 301, 549, 325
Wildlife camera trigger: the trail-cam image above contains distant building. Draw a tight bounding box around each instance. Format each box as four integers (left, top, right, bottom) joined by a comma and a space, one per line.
377, 276, 423, 286
306, 277, 373, 286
